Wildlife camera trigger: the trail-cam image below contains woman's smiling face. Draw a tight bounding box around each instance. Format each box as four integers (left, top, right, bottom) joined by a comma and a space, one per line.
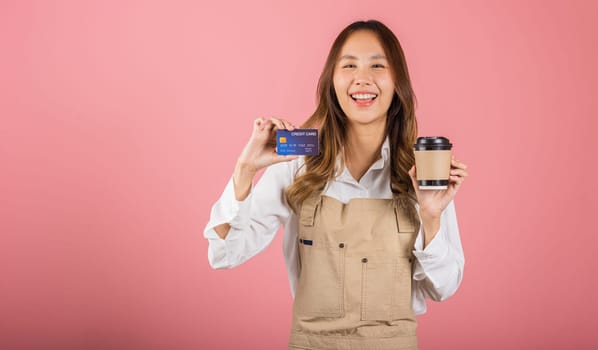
333, 30, 395, 128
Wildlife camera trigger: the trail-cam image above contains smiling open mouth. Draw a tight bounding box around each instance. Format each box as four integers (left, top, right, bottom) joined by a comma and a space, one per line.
350, 93, 378, 102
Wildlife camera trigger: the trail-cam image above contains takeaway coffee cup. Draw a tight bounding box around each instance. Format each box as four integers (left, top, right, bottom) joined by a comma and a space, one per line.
413, 136, 452, 190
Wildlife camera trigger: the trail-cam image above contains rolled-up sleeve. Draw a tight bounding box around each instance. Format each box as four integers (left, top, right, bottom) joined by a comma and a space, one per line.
203, 161, 296, 269
412, 200, 465, 302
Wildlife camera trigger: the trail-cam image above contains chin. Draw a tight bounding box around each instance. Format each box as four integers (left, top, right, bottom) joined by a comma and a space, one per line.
346, 111, 386, 126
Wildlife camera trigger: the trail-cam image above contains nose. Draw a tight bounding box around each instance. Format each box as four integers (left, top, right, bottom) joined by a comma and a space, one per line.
355, 79, 372, 86
354, 68, 372, 86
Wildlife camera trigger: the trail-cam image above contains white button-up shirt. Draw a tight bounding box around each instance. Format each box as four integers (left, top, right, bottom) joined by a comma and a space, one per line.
204, 137, 464, 315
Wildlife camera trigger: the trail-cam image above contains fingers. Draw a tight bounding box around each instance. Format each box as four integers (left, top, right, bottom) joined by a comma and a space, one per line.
449, 175, 465, 185
450, 156, 469, 180
449, 169, 466, 186
254, 117, 271, 132
450, 168, 468, 178
254, 118, 277, 134
270, 116, 295, 131
449, 156, 468, 184
255, 117, 295, 131
451, 156, 467, 170
254, 117, 264, 131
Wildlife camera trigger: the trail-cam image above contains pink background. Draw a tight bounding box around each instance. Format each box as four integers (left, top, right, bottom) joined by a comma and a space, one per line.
1, 0, 597, 349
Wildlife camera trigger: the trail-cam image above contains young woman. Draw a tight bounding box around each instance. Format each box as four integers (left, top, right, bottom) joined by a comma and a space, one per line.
204, 20, 468, 350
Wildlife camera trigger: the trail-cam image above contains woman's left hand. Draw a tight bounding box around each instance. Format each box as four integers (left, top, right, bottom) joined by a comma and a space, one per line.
408, 156, 468, 219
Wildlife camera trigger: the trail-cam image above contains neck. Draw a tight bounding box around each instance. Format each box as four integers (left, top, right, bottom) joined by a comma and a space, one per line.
344, 120, 386, 181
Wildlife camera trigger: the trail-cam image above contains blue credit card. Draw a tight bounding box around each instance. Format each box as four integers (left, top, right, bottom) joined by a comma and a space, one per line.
276, 129, 319, 156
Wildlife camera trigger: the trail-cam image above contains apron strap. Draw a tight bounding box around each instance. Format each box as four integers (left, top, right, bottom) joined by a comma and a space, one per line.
299, 191, 322, 227
394, 197, 420, 260
393, 196, 419, 233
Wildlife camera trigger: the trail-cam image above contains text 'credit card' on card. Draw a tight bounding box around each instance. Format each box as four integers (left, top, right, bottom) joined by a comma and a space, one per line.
276, 129, 319, 156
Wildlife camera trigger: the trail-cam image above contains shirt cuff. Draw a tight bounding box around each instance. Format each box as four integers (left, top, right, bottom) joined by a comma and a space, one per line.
205, 176, 253, 242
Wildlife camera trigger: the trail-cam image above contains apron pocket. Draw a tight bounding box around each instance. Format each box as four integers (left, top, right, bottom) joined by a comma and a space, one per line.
295, 239, 345, 318
360, 258, 394, 321
391, 256, 415, 320
361, 256, 414, 321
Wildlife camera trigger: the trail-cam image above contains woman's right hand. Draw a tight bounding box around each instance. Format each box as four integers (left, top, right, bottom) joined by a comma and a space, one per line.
233, 117, 298, 200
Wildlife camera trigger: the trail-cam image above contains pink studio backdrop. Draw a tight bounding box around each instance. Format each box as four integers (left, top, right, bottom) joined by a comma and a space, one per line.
1, 0, 597, 349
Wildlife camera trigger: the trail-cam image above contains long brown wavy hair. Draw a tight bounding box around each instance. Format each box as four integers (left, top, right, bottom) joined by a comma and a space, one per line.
286, 20, 418, 213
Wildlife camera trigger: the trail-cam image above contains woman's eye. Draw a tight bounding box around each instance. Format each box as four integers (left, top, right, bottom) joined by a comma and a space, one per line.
372, 64, 386, 69
342, 64, 356, 69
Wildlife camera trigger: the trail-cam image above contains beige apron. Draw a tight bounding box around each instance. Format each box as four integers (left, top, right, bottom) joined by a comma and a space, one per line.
289, 192, 420, 350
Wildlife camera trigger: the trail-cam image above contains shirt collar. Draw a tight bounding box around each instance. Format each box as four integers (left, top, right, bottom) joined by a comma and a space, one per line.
335, 135, 390, 182
371, 136, 390, 170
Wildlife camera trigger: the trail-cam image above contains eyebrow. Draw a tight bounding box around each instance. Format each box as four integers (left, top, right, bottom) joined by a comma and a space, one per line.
339, 54, 387, 60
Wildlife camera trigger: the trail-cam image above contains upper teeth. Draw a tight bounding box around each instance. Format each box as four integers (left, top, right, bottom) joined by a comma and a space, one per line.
351, 93, 377, 100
